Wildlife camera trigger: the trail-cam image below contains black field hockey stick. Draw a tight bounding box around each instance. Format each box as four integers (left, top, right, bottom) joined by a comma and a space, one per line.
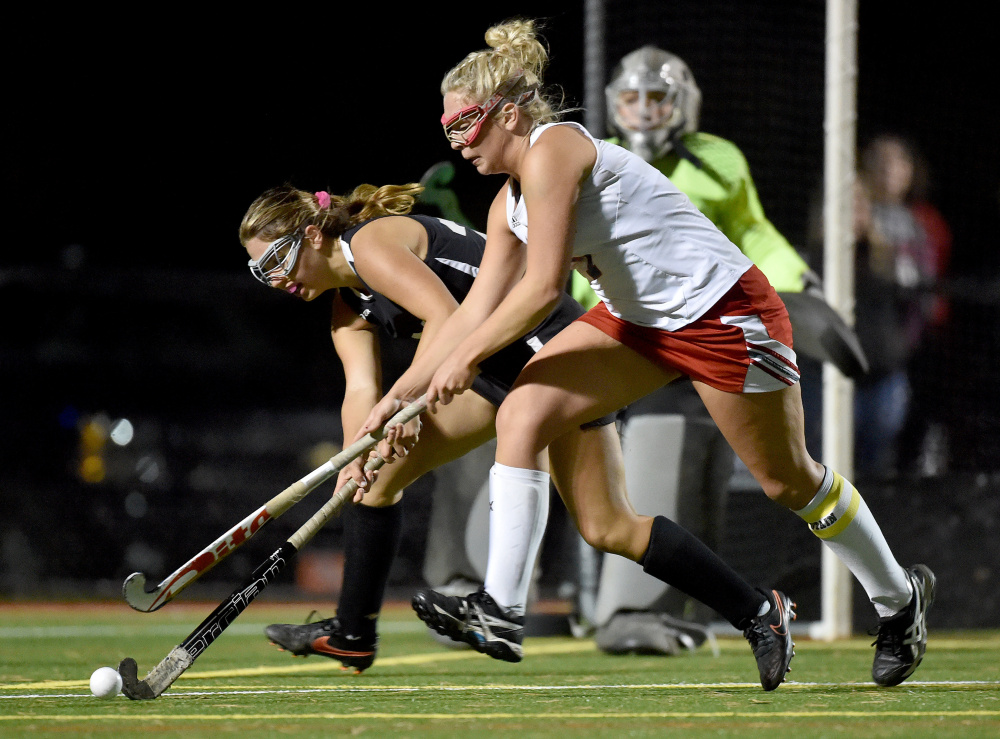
117, 401, 427, 700
118, 455, 384, 699
122, 398, 427, 612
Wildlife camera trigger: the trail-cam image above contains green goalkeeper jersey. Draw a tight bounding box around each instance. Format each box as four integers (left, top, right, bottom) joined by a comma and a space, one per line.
573, 131, 809, 309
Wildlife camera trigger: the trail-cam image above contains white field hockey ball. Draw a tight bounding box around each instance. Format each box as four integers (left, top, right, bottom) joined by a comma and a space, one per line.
90, 666, 123, 698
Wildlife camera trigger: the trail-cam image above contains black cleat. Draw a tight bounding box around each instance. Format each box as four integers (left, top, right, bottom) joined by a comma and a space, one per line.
264, 615, 377, 674
412, 586, 524, 663
872, 564, 936, 687
743, 589, 796, 691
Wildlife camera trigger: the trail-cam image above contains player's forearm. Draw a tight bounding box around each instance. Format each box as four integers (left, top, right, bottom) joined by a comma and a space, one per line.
386, 303, 485, 401
411, 312, 452, 363
340, 387, 381, 445
452, 276, 561, 369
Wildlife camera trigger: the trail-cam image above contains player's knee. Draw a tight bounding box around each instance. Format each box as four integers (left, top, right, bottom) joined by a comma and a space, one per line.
496, 393, 547, 446
759, 478, 798, 507
577, 518, 633, 558
756, 470, 820, 509
359, 482, 403, 507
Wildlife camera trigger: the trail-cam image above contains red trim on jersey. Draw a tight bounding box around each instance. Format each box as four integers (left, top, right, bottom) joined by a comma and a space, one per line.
577, 265, 795, 393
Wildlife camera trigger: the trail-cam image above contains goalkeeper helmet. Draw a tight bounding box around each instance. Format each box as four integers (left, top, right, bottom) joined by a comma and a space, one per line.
606, 46, 702, 161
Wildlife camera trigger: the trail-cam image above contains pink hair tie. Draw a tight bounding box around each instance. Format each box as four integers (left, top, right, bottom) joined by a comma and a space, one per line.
315, 191, 331, 209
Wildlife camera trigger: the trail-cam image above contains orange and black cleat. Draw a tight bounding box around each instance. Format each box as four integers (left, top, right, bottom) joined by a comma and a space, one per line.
264, 615, 377, 674
743, 589, 796, 691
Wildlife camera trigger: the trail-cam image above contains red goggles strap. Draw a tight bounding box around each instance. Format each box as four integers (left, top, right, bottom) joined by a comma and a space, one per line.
441, 74, 527, 141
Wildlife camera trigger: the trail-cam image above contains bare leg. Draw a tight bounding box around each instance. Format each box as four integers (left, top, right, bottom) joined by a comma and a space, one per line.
337, 391, 498, 635
694, 381, 912, 617
359, 390, 499, 507
496, 322, 675, 466
692, 382, 824, 508
495, 323, 767, 629
593, 406, 732, 651
548, 423, 650, 560
265, 390, 503, 670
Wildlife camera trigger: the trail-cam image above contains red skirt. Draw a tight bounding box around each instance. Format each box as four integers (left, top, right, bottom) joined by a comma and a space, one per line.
578, 265, 798, 393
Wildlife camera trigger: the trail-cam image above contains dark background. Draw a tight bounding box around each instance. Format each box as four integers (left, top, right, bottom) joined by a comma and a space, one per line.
3, 3, 999, 626
5, 5, 997, 274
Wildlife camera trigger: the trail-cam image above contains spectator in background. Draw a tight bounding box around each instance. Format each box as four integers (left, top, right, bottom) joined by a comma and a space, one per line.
860, 135, 951, 327
854, 134, 951, 477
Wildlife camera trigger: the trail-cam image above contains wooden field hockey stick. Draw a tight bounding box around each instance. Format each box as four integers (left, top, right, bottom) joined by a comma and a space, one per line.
122, 397, 427, 612
118, 453, 388, 700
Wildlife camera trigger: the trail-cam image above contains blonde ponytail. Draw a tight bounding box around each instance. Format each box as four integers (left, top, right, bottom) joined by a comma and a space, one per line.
332, 183, 424, 225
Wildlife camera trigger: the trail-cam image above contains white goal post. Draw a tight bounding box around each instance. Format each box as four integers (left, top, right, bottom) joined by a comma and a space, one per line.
815, 0, 858, 641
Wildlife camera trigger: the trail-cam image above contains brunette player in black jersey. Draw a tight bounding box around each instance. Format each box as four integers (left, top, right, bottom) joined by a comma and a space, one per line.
239, 183, 796, 690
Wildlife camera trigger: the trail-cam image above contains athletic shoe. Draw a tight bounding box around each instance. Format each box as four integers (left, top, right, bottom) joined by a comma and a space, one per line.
425, 578, 484, 650
264, 614, 377, 674
437, 577, 486, 598
412, 586, 524, 663
871, 564, 936, 687
743, 589, 796, 691
596, 611, 711, 655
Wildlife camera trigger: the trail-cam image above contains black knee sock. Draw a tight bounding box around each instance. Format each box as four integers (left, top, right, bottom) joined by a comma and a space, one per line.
641, 516, 766, 630
336, 501, 403, 638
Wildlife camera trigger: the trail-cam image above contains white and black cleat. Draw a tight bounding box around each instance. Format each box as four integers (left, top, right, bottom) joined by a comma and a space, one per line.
412, 586, 524, 663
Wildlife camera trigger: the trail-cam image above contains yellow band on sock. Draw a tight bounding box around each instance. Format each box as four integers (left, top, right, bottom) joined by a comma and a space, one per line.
800, 475, 841, 525
814, 486, 861, 539
808, 474, 862, 539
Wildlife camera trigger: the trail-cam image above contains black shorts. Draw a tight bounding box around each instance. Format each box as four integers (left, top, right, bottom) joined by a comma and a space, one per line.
472, 293, 616, 430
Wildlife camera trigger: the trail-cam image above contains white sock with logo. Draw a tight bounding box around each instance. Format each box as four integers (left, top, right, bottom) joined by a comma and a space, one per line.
482, 463, 550, 616
796, 467, 911, 617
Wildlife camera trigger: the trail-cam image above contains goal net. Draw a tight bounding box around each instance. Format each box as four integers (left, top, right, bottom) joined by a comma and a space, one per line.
583, 0, 854, 638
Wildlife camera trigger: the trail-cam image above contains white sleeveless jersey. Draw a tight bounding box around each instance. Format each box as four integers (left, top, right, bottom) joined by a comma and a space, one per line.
506, 122, 753, 329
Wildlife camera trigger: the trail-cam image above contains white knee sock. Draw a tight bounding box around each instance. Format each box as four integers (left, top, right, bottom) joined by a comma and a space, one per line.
482, 462, 550, 615
796, 467, 912, 617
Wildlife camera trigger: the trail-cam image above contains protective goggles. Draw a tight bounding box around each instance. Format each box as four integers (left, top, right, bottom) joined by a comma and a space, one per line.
248, 231, 303, 285
441, 76, 531, 145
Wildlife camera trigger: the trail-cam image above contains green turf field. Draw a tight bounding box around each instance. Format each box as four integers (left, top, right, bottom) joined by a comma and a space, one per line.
2, 601, 998, 738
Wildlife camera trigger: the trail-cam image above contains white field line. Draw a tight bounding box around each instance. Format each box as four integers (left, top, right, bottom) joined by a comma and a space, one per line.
4, 680, 1000, 701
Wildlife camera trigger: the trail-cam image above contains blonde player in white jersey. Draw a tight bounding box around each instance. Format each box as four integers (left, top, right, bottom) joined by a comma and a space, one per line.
356, 18, 934, 688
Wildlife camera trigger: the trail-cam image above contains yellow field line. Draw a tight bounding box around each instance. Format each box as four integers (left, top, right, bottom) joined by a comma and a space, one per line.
168, 680, 1000, 692
1, 641, 594, 690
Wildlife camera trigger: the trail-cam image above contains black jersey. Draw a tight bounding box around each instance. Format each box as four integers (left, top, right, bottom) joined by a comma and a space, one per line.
340, 215, 485, 341
338, 214, 587, 407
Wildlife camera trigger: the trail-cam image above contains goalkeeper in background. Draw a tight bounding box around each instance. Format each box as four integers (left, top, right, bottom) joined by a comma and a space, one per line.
584, 45, 824, 655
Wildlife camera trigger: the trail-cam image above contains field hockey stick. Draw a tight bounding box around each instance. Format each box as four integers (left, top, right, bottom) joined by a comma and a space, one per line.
122, 397, 427, 612
118, 452, 388, 700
